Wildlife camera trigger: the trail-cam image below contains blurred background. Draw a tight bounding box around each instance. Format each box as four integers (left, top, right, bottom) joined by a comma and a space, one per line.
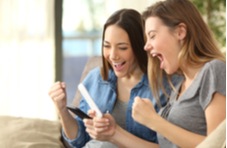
0, 0, 225, 121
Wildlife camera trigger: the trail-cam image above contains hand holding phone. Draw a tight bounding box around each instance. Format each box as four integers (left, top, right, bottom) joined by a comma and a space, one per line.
67, 106, 92, 119
78, 83, 103, 118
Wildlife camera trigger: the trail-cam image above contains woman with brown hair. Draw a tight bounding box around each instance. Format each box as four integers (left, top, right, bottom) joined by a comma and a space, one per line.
49, 8, 169, 148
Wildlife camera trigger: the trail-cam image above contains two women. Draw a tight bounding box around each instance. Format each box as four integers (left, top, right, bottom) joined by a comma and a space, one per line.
89, 0, 226, 147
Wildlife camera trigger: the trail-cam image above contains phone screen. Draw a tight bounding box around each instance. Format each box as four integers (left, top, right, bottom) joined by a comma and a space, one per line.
67, 106, 92, 119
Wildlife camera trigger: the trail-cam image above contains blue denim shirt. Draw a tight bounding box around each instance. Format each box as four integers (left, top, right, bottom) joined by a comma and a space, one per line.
63, 67, 168, 147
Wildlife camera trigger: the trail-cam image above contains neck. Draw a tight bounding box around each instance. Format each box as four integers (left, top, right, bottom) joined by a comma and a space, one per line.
179, 65, 202, 95
182, 65, 202, 82
118, 67, 143, 88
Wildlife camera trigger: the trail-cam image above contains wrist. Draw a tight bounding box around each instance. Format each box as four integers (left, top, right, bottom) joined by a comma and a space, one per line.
147, 113, 162, 131
58, 106, 68, 117
109, 125, 121, 143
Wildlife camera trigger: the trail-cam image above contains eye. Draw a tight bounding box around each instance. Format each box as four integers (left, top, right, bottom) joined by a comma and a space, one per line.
150, 35, 155, 39
103, 44, 110, 49
119, 47, 128, 50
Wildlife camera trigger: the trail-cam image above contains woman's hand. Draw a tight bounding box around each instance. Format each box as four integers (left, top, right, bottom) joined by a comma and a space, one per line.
132, 96, 158, 129
83, 110, 117, 141
48, 81, 67, 112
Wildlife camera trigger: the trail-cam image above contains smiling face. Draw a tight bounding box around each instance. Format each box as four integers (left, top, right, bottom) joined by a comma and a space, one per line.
144, 16, 182, 74
103, 25, 139, 78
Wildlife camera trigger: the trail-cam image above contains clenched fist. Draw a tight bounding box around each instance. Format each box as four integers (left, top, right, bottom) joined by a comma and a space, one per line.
48, 81, 67, 113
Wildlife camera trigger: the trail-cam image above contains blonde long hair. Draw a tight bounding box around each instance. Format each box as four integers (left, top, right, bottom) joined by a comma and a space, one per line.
142, 0, 225, 101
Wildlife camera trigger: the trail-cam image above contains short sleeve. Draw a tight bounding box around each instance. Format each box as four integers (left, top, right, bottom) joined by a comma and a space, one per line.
199, 60, 226, 110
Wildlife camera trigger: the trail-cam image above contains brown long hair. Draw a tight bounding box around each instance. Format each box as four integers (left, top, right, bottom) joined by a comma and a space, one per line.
101, 9, 147, 80
142, 0, 225, 100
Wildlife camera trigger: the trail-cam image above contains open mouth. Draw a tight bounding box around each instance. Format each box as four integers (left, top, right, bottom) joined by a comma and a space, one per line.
113, 61, 126, 71
152, 53, 162, 60
152, 53, 164, 69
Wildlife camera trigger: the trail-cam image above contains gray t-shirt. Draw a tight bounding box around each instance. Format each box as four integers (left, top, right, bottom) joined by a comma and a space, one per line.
158, 59, 226, 148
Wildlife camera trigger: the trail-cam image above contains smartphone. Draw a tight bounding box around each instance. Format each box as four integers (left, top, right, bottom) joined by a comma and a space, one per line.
78, 83, 103, 118
67, 106, 92, 119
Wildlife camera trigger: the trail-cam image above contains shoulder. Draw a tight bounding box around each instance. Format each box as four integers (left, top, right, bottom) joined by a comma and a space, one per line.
198, 60, 226, 109
203, 59, 225, 72
200, 59, 226, 81
198, 59, 226, 81
83, 67, 116, 85
82, 67, 102, 84
140, 74, 150, 87
86, 67, 101, 76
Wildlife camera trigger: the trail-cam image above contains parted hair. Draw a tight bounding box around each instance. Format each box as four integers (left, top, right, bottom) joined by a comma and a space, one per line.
100, 9, 147, 80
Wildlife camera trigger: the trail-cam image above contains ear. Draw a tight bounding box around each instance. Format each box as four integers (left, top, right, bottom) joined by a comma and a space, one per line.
176, 23, 187, 40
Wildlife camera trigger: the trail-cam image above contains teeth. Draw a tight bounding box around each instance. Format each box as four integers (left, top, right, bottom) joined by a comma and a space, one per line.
113, 62, 123, 67
152, 53, 157, 57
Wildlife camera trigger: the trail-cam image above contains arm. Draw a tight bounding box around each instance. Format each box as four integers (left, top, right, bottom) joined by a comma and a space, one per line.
146, 113, 205, 147
196, 119, 226, 148
84, 110, 158, 148
48, 81, 79, 139
58, 107, 79, 139
205, 92, 226, 134
110, 125, 159, 148
159, 93, 226, 147
132, 97, 206, 147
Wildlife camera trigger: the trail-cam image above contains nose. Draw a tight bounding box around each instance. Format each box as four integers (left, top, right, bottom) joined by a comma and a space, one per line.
109, 48, 119, 60
144, 41, 151, 51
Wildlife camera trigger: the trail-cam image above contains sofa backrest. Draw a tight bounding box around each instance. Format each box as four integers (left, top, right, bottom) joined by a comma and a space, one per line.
72, 56, 102, 107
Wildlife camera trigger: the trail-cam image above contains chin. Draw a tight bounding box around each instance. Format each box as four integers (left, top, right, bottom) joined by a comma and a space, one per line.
114, 71, 122, 77
164, 69, 174, 75
115, 71, 127, 78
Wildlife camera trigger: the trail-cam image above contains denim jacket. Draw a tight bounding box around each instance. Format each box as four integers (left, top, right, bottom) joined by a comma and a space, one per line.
63, 67, 168, 147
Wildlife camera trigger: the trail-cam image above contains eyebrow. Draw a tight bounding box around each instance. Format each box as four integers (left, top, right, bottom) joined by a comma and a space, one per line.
103, 41, 129, 46
147, 30, 156, 36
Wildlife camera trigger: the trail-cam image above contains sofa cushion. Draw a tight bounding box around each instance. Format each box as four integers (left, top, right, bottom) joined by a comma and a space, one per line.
0, 116, 64, 148
196, 119, 226, 148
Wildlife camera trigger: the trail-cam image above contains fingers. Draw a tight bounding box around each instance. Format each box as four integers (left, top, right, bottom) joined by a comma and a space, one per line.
84, 119, 99, 138
132, 97, 148, 122
60, 82, 66, 88
132, 96, 143, 113
84, 117, 109, 139
134, 96, 141, 102
83, 114, 117, 141
93, 118, 109, 129
48, 81, 66, 102
132, 96, 158, 127
84, 117, 109, 131
48, 81, 67, 112
132, 96, 152, 111
87, 109, 96, 118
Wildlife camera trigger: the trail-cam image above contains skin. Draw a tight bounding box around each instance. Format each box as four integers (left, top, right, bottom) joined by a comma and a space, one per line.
144, 17, 182, 74
103, 25, 139, 79
48, 82, 79, 139
84, 16, 226, 148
